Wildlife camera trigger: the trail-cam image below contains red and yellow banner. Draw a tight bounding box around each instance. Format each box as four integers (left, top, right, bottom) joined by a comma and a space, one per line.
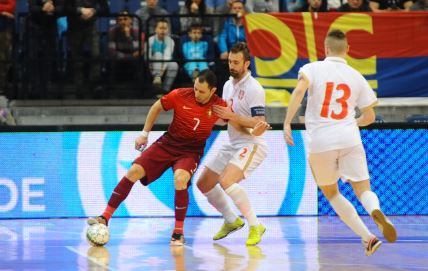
243, 12, 428, 105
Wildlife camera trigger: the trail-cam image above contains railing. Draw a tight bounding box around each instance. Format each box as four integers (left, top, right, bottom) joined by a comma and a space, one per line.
4, 13, 237, 100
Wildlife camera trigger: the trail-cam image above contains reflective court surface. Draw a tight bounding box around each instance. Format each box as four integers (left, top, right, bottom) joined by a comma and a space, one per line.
0, 216, 427, 271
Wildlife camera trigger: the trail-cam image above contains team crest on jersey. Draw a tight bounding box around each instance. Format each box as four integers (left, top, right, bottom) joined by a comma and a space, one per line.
238, 89, 245, 100
208, 109, 212, 117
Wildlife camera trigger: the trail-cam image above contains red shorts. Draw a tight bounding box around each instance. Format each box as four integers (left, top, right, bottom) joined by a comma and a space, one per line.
133, 140, 201, 186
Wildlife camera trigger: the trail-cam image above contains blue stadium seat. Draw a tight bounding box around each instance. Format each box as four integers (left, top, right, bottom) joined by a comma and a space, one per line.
110, 0, 142, 13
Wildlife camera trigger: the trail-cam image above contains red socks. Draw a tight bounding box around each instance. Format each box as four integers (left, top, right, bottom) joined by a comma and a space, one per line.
174, 189, 189, 234
102, 176, 134, 221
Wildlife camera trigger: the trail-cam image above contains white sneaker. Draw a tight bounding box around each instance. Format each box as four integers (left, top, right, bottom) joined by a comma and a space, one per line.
363, 236, 382, 256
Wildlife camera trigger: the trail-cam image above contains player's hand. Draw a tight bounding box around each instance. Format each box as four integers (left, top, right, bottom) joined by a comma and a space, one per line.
212, 105, 234, 120
251, 121, 271, 136
1, 11, 14, 19
135, 135, 148, 152
284, 123, 294, 146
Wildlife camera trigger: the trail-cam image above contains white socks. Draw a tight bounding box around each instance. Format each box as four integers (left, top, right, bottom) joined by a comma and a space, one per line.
360, 191, 381, 215
225, 183, 259, 226
329, 193, 372, 242
204, 184, 237, 223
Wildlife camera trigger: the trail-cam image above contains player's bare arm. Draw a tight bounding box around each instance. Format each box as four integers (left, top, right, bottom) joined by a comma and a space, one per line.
251, 121, 271, 136
135, 100, 165, 151
214, 119, 228, 126
212, 104, 265, 129
357, 106, 376, 127
283, 74, 309, 146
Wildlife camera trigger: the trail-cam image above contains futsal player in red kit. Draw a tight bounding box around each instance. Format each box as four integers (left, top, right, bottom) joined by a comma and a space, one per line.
87, 70, 227, 245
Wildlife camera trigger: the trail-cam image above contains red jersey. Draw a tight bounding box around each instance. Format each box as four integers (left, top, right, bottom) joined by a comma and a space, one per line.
159, 88, 227, 153
0, 0, 16, 13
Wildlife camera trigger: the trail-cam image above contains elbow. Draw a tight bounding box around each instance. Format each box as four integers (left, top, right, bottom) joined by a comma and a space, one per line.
366, 111, 376, 125
367, 114, 376, 125
361, 110, 376, 126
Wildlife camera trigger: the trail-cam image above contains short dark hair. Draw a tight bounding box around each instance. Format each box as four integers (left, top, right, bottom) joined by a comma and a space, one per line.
197, 69, 217, 89
156, 18, 169, 26
230, 42, 251, 61
189, 23, 203, 32
327, 29, 346, 40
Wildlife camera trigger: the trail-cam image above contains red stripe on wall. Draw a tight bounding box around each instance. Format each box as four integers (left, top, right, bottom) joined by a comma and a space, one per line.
245, 12, 428, 59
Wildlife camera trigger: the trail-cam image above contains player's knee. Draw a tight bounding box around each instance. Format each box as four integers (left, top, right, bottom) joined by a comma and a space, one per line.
126, 164, 145, 182
196, 178, 204, 192
174, 173, 190, 190
174, 178, 189, 190
218, 177, 234, 190
320, 186, 339, 200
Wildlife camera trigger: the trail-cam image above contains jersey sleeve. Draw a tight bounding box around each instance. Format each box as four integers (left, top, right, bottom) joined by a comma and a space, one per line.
247, 82, 266, 117
357, 76, 378, 111
298, 63, 313, 87
160, 89, 179, 111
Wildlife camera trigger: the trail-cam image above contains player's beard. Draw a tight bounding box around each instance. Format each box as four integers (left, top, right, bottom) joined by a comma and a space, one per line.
229, 69, 240, 79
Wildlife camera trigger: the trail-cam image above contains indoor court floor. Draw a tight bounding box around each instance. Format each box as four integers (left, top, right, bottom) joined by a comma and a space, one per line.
0, 216, 427, 271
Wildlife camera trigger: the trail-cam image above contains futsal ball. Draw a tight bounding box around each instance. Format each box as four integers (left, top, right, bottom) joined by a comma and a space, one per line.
86, 223, 110, 246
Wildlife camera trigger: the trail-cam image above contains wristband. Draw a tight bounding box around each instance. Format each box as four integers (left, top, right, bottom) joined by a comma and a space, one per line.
141, 130, 149, 137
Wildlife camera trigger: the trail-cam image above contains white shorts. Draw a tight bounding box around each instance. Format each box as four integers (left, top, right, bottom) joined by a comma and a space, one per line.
308, 144, 370, 186
205, 143, 267, 178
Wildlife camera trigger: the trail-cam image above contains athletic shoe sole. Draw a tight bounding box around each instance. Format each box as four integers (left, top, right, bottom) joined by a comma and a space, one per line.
372, 209, 397, 243
213, 223, 245, 241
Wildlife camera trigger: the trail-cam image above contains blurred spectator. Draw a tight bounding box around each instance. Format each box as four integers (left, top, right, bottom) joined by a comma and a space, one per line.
218, 0, 247, 60
284, 0, 306, 11
298, 0, 328, 11
338, 0, 371, 10
181, 23, 214, 81
410, 0, 428, 9
180, 0, 212, 34
27, 0, 65, 99
158, 0, 180, 13
212, 0, 249, 38
246, 0, 280, 12
66, 0, 109, 98
135, 0, 169, 36
326, 0, 346, 10
148, 19, 178, 94
206, 0, 227, 13
0, 0, 15, 97
158, 0, 180, 34
108, 10, 140, 59
108, 10, 141, 81
369, 0, 413, 11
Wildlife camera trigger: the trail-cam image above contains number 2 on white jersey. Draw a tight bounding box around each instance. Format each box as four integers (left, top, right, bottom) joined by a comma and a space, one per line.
320, 82, 351, 120
193, 117, 200, 131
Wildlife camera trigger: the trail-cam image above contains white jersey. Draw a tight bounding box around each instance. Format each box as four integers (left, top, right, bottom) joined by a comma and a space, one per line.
300, 57, 377, 153
222, 71, 267, 147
